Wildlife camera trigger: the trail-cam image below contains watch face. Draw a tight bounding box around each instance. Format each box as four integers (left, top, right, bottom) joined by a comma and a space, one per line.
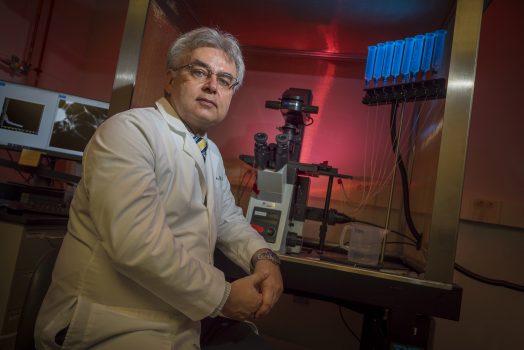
250, 250, 280, 273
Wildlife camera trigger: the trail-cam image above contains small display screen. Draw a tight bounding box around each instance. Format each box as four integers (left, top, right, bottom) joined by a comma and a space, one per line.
0, 97, 45, 135
49, 99, 109, 152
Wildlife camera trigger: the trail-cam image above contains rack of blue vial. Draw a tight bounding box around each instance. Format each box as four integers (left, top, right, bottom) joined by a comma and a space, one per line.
362, 78, 447, 105
364, 29, 447, 87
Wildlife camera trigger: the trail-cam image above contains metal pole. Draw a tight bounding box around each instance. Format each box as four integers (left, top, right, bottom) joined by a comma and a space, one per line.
108, 0, 150, 116
426, 0, 484, 282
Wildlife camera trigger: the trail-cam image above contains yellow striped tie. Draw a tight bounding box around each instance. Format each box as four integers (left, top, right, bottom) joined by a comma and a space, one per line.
193, 135, 208, 161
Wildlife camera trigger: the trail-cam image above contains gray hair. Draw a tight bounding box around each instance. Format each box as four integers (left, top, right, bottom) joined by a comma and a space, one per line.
167, 27, 245, 92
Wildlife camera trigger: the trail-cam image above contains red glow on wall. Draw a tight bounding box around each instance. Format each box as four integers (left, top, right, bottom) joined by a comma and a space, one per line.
299, 62, 335, 164
299, 24, 338, 164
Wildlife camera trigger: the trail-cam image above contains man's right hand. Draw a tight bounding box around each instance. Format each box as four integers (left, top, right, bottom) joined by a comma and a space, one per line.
221, 270, 268, 321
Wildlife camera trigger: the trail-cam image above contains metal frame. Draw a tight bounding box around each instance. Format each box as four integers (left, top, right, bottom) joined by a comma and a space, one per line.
108, 0, 150, 117
426, 0, 484, 282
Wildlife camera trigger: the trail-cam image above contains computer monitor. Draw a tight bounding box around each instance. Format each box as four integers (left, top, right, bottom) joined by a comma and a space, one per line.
0, 81, 109, 160
47, 94, 109, 157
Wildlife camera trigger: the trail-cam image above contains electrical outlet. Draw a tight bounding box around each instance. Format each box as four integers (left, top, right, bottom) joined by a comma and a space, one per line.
470, 198, 502, 224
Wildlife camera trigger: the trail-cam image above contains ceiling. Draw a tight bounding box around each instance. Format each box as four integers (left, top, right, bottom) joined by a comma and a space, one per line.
156, 0, 458, 78
174, 0, 456, 60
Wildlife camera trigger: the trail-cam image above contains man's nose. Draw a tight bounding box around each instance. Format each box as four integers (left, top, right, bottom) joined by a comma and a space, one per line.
202, 74, 218, 93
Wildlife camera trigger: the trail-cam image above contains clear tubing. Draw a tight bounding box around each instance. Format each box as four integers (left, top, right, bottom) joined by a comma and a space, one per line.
391, 40, 405, 82
432, 29, 447, 73
364, 45, 377, 85
382, 41, 395, 83
410, 34, 425, 79
373, 43, 385, 84
421, 32, 435, 75
401, 37, 415, 81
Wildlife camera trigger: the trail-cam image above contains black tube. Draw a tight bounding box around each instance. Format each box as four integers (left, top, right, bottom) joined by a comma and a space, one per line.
302, 105, 319, 114
455, 263, 524, 293
265, 101, 281, 109
34, 0, 55, 86
389, 100, 423, 248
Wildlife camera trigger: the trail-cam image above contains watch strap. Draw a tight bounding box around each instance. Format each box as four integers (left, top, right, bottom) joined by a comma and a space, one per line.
250, 249, 280, 272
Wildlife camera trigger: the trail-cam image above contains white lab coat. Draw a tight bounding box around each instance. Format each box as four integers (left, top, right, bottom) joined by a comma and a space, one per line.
34, 98, 269, 349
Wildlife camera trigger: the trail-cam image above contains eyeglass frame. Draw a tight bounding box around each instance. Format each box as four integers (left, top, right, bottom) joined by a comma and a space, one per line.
170, 61, 239, 91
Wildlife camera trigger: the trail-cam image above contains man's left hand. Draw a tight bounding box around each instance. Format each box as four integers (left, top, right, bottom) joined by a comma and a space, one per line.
253, 259, 283, 319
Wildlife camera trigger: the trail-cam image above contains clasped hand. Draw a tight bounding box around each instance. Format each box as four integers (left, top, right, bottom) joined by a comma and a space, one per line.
221, 261, 283, 321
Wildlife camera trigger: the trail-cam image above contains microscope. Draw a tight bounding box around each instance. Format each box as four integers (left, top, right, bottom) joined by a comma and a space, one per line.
241, 88, 352, 254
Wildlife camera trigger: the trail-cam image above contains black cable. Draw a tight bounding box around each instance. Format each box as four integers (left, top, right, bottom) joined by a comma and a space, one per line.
338, 305, 361, 343
353, 219, 417, 244
235, 170, 246, 200
389, 100, 423, 248
336, 179, 417, 244
237, 170, 254, 204
454, 263, 524, 293
386, 241, 417, 247
239, 172, 252, 203
372, 318, 386, 344
235, 169, 251, 203
304, 115, 314, 126
386, 97, 524, 294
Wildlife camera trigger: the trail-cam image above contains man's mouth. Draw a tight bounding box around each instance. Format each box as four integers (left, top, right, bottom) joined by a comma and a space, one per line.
196, 98, 217, 108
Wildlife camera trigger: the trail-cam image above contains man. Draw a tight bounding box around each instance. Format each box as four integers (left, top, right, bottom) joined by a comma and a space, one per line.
35, 27, 283, 349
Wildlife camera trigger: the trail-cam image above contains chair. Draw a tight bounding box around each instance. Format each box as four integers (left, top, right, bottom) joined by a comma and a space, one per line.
15, 249, 59, 350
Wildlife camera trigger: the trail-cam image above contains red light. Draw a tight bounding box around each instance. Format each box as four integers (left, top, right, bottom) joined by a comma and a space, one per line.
251, 224, 264, 233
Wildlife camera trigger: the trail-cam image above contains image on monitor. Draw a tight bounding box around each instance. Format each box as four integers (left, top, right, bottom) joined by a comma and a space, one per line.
49, 99, 109, 152
0, 97, 45, 135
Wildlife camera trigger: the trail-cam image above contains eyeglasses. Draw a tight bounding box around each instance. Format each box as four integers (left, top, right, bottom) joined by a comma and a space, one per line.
172, 63, 238, 90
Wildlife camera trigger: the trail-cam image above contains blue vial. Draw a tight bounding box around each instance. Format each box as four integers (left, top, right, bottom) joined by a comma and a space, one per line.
391, 40, 405, 83
421, 32, 436, 77
382, 41, 395, 84
401, 37, 415, 82
373, 43, 385, 85
364, 45, 377, 86
410, 35, 425, 80
432, 29, 447, 74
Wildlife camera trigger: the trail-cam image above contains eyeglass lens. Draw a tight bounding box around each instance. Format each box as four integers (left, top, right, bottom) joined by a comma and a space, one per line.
187, 64, 236, 89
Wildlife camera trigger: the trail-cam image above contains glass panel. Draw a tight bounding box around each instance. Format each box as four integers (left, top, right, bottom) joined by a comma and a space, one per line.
0, 0, 128, 102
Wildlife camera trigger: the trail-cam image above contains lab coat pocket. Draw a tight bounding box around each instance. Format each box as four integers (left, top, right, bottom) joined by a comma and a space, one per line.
61, 296, 174, 349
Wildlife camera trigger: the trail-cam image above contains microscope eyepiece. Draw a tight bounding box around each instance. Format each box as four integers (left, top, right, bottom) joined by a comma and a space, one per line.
254, 132, 269, 169
274, 133, 289, 170
276, 133, 289, 144
254, 132, 268, 143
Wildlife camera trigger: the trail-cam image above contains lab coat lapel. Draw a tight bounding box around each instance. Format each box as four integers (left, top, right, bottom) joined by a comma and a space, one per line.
155, 98, 207, 199
182, 133, 207, 200
205, 152, 215, 231
204, 150, 218, 264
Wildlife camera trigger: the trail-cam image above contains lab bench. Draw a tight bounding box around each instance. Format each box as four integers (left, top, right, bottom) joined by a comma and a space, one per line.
215, 246, 462, 349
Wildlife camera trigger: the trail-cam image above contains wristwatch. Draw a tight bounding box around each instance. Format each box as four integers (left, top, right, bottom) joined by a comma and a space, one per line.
250, 249, 281, 272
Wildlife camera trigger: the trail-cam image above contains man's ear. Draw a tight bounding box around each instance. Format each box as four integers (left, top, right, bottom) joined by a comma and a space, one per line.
164, 71, 174, 97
